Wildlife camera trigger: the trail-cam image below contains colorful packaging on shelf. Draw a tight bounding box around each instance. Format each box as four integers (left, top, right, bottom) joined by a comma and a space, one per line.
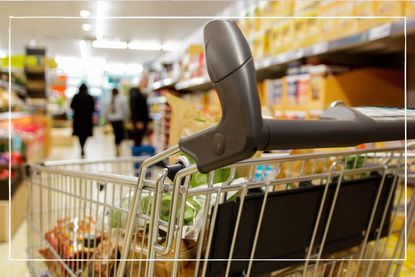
354, 0, 378, 32
297, 74, 310, 106
264, 78, 284, 107
319, 0, 338, 41
286, 75, 302, 106
406, 0, 415, 16
269, 20, 294, 55
335, 1, 358, 38
294, 1, 321, 47
374, 1, 404, 24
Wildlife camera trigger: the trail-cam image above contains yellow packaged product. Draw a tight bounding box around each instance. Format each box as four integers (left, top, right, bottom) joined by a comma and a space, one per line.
335, 0, 359, 38
406, 0, 415, 16
293, 1, 320, 48
319, 0, 338, 41
254, 1, 270, 32
253, 33, 267, 59
292, 17, 308, 48
278, 0, 295, 16
293, 0, 316, 14
354, 0, 377, 32
269, 23, 283, 55
374, 0, 404, 25
304, 8, 321, 47
262, 1, 279, 28
243, 9, 253, 37
253, 3, 262, 32
270, 20, 294, 55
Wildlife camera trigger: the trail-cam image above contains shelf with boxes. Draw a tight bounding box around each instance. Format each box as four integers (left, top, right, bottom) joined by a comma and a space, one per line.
260, 65, 405, 119
175, 17, 414, 92
148, 95, 171, 152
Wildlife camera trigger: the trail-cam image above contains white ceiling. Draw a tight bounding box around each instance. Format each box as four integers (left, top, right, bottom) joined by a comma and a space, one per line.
0, 1, 238, 65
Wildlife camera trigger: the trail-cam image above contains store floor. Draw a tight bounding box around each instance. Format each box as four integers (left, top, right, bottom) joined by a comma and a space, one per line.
0, 127, 132, 276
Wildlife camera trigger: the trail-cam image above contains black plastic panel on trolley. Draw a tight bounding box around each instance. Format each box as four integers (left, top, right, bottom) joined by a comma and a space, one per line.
206, 173, 395, 276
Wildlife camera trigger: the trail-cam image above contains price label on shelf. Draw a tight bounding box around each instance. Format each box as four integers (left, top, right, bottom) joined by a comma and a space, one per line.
311, 42, 329, 55
368, 24, 391, 41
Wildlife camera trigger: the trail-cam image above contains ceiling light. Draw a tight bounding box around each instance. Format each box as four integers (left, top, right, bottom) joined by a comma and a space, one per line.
128, 41, 162, 51
80, 10, 90, 18
127, 63, 143, 73
92, 40, 127, 49
0, 50, 6, 59
161, 42, 179, 52
96, 1, 106, 40
79, 40, 88, 58
82, 23, 92, 32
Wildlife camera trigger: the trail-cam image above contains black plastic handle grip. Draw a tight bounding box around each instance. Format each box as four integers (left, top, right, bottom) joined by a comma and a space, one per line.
179, 20, 414, 173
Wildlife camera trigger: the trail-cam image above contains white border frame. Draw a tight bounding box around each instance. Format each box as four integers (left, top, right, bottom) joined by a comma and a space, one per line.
7, 15, 409, 266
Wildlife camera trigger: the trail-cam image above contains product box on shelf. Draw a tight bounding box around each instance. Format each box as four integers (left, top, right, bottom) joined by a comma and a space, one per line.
406, 0, 415, 16
354, 0, 378, 32
374, 1, 404, 25
319, 0, 338, 41
284, 74, 310, 109
180, 44, 204, 81
308, 67, 404, 109
269, 20, 294, 55
263, 78, 285, 110
293, 1, 321, 48
251, 32, 269, 60
294, 0, 317, 14
335, 1, 359, 39
264, 67, 403, 118
292, 17, 308, 49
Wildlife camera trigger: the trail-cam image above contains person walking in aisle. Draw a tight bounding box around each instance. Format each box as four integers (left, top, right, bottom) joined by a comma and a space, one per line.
105, 88, 129, 156
129, 73, 150, 146
70, 83, 95, 158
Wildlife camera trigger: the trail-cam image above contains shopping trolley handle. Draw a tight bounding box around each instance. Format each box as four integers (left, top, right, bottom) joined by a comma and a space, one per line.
179, 20, 415, 173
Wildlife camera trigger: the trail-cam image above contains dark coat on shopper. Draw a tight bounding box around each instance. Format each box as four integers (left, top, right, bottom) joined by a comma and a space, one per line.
71, 86, 95, 138
129, 87, 150, 123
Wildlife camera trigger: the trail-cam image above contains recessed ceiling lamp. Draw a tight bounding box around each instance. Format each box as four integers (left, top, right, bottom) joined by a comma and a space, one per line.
161, 42, 179, 52
128, 41, 162, 51
92, 40, 127, 49
79, 40, 88, 58
82, 23, 92, 32
80, 10, 91, 18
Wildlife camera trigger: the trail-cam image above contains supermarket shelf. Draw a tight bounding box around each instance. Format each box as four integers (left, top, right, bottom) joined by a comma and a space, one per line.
175, 19, 415, 92
147, 96, 167, 105
149, 77, 178, 91
0, 80, 27, 96
256, 19, 415, 72
175, 76, 212, 92
0, 111, 31, 120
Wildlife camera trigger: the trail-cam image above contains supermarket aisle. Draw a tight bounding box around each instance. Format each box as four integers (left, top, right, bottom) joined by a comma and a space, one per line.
48, 127, 132, 160
0, 127, 132, 277
0, 221, 29, 276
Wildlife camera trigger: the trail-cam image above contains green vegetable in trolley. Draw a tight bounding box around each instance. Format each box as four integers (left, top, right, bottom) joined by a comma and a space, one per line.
152, 195, 203, 225
184, 154, 231, 187
345, 155, 365, 169
110, 193, 203, 228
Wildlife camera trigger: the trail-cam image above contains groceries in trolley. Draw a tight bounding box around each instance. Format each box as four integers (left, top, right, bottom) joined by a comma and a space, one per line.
32, 146, 410, 277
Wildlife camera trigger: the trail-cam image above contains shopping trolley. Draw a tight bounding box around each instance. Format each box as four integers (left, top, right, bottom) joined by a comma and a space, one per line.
27, 20, 415, 277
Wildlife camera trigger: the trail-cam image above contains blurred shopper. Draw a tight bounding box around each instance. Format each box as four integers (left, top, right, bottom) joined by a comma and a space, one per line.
71, 83, 95, 158
105, 88, 128, 156
129, 73, 150, 146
